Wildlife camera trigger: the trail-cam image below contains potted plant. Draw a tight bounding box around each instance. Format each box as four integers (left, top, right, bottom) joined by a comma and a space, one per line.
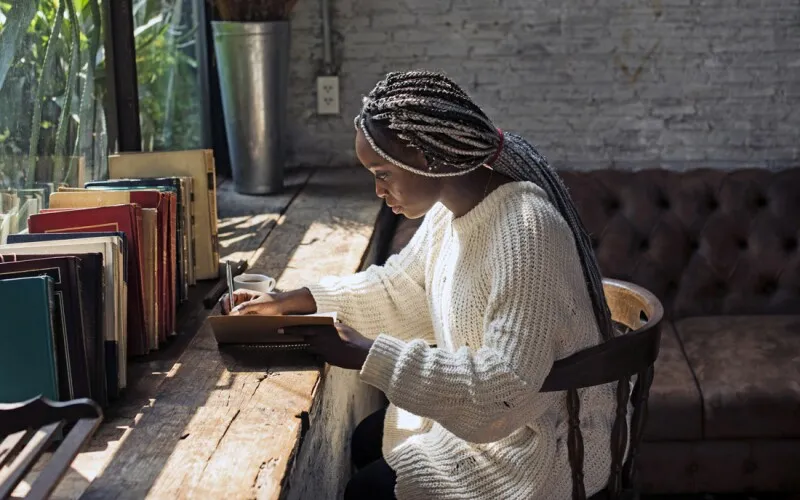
208, 0, 299, 195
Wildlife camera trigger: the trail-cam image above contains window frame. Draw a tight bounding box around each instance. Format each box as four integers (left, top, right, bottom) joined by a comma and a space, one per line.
104, 0, 213, 154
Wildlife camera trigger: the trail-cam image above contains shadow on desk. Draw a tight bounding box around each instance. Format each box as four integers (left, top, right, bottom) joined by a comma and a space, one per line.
217, 345, 323, 373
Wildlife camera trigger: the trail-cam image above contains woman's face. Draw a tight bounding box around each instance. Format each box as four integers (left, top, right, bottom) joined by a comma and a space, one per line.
355, 125, 442, 219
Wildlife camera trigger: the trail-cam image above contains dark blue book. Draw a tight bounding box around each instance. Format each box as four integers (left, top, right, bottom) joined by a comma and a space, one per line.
0, 276, 60, 403
0, 257, 92, 403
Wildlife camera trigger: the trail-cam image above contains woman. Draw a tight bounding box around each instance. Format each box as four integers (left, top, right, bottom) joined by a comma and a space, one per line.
222, 70, 618, 499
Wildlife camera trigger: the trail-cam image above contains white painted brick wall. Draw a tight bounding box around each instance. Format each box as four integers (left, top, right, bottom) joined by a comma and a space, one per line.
285, 0, 800, 170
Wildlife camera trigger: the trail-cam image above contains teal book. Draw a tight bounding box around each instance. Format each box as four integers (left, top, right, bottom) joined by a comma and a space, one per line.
0, 276, 60, 403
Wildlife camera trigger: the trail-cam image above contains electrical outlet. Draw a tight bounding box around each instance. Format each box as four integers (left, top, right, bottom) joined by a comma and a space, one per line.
316, 75, 340, 115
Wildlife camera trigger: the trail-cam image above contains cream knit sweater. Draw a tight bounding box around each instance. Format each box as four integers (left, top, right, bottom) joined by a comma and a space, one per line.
307, 181, 617, 499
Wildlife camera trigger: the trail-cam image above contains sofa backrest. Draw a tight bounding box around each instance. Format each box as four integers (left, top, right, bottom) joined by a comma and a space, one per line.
559, 168, 800, 319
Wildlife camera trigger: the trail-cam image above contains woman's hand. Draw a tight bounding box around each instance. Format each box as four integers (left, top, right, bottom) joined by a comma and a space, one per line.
282, 323, 374, 370
219, 287, 317, 316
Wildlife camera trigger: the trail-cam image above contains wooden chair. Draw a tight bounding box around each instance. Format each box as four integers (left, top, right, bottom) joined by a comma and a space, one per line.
0, 396, 103, 500
540, 278, 664, 500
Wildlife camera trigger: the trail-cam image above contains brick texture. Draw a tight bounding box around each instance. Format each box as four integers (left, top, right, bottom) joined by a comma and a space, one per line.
285, 0, 800, 170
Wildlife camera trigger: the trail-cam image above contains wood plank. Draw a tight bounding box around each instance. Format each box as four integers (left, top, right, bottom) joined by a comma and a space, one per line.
0, 430, 30, 469
27, 418, 102, 500
73, 167, 381, 499
216, 168, 314, 265
0, 423, 62, 499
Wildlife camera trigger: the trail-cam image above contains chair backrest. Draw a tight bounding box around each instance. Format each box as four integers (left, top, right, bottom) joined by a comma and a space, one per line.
0, 396, 103, 500
540, 278, 664, 500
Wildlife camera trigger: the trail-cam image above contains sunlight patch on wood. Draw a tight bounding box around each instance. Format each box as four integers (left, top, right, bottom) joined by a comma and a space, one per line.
273, 220, 373, 288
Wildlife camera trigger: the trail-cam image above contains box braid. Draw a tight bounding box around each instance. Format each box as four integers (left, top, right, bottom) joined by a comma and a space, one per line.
357, 70, 614, 342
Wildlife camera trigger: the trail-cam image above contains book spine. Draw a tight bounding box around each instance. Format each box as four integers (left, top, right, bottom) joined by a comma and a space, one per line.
205, 152, 220, 271
44, 277, 61, 401
188, 178, 196, 286
70, 258, 93, 400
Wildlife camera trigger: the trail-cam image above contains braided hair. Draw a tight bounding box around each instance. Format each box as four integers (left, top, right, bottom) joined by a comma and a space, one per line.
357, 70, 614, 342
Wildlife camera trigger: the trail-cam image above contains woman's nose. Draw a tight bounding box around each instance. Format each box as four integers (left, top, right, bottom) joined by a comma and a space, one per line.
375, 183, 388, 199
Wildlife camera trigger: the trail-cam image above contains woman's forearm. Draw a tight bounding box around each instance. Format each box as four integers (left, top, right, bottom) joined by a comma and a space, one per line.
278, 287, 318, 315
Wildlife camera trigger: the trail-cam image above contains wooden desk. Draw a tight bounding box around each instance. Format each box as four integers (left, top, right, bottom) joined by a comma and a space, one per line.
16, 167, 384, 499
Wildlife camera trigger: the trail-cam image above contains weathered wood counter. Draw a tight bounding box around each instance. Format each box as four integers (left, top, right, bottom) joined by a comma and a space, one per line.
17, 167, 385, 499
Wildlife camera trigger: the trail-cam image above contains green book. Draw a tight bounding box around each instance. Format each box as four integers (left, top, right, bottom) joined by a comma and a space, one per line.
0, 276, 60, 403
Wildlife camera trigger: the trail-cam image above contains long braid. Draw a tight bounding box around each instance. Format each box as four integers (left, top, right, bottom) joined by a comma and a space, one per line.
358, 70, 614, 342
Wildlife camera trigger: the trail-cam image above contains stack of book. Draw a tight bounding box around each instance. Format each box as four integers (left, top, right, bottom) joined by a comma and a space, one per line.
0, 150, 221, 407
0, 183, 58, 238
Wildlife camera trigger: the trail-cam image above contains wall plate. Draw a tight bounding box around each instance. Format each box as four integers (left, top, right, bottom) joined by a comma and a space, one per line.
317, 76, 340, 115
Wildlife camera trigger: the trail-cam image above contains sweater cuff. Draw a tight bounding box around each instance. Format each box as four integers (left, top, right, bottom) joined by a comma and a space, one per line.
304, 280, 341, 314
360, 334, 407, 392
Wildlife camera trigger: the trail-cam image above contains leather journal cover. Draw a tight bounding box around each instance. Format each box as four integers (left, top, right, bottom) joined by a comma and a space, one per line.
0, 253, 108, 405
208, 313, 338, 346
0, 276, 60, 403
108, 150, 219, 280
0, 237, 125, 393
0, 257, 93, 403
28, 205, 148, 356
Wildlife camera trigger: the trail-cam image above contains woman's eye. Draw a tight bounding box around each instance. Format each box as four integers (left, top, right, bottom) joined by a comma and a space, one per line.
376, 172, 390, 181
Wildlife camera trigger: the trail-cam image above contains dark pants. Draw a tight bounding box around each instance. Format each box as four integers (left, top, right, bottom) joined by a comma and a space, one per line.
344, 407, 397, 500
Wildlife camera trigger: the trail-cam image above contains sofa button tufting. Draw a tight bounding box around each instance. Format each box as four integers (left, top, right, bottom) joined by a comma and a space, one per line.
759, 280, 778, 296
605, 199, 621, 214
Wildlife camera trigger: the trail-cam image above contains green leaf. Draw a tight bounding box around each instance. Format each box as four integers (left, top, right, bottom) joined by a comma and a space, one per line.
54, 0, 82, 183
26, 0, 66, 187
0, 0, 38, 90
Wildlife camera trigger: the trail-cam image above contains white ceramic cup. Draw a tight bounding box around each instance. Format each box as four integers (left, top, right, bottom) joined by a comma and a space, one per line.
233, 273, 276, 293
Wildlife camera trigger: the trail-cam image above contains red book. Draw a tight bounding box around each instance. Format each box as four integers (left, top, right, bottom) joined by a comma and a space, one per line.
29, 205, 149, 356
123, 191, 169, 345
133, 191, 171, 343
73, 190, 173, 344
163, 192, 177, 336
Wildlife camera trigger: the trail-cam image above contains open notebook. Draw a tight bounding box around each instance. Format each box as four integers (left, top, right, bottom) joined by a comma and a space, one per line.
208, 312, 338, 347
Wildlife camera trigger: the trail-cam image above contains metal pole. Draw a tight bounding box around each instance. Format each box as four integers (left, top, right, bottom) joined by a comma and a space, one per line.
194, 0, 213, 149
321, 0, 333, 74
106, 0, 141, 152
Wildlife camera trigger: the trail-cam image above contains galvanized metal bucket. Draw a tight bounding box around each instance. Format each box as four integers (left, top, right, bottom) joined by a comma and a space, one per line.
212, 21, 289, 195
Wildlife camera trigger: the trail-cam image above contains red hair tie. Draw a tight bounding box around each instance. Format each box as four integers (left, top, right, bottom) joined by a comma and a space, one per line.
486, 128, 504, 167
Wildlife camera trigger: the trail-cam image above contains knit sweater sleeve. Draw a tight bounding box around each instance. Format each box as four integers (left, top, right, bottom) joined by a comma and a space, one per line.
304, 206, 443, 343
360, 194, 575, 444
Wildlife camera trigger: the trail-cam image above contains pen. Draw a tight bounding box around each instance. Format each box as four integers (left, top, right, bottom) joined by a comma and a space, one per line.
226, 260, 234, 312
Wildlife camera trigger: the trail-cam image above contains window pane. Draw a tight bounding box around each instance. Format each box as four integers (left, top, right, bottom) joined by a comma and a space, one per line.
0, 0, 108, 237
134, 0, 203, 152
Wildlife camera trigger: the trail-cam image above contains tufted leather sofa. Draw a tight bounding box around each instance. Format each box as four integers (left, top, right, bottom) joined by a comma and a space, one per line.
382, 168, 800, 494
